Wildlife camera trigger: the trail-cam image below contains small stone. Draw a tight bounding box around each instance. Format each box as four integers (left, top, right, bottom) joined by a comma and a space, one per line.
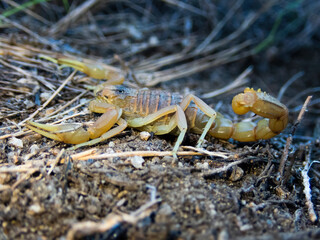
149, 36, 159, 45
7, 152, 15, 161
0, 173, 11, 184
24, 99, 35, 109
127, 25, 142, 40
28, 204, 44, 215
45, 108, 55, 115
108, 141, 115, 148
275, 186, 290, 199
8, 137, 23, 148
196, 162, 202, 168
229, 166, 244, 181
156, 203, 173, 223
80, 98, 89, 104
87, 205, 99, 214
93, 161, 101, 168
151, 157, 160, 163
195, 162, 209, 169
139, 131, 151, 141
0, 188, 12, 204
106, 148, 115, 154
162, 156, 174, 163
130, 156, 144, 169
29, 144, 39, 154
40, 92, 51, 102
202, 162, 209, 169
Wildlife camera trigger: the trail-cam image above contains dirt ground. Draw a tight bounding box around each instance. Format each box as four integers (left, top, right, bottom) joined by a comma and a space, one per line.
1, 1, 320, 239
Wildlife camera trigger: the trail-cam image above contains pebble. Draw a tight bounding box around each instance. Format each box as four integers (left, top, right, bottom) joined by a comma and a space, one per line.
24, 99, 35, 109
28, 204, 44, 215
45, 108, 55, 115
108, 141, 115, 148
139, 131, 151, 141
93, 161, 101, 168
149, 36, 159, 45
130, 156, 145, 169
229, 166, 244, 181
196, 162, 209, 169
29, 144, 40, 154
8, 137, 23, 148
0, 173, 11, 184
40, 92, 51, 102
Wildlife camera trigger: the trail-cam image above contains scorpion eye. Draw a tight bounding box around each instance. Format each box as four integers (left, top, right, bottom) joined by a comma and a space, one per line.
116, 88, 125, 94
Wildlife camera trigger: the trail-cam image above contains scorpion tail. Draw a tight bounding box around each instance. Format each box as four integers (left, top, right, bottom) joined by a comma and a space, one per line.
209, 88, 288, 142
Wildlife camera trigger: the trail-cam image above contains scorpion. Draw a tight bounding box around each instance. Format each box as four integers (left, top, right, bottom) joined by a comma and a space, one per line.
26, 57, 289, 158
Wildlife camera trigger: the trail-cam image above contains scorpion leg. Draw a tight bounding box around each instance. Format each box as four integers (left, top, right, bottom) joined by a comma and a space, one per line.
128, 105, 187, 159
69, 118, 127, 150
179, 94, 217, 148
27, 102, 125, 149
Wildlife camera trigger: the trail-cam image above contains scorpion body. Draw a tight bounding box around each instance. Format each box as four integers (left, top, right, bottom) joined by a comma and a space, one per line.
27, 56, 289, 158
95, 85, 288, 142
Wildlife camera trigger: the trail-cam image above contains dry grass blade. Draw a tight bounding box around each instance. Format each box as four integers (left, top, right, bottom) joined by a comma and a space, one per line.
70, 151, 197, 161
48, 0, 104, 36
141, 43, 252, 86
277, 71, 304, 101
195, 0, 244, 54
201, 66, 252, 99
163, 0, 205, 16
19, 70, 77, 125
286, 87, 320, 107
0, 15, 59, 51
2, 0, 50, 25
11, 168, 39, 189
0, 86, 31, 95
38, 90, 89, 122
181, 146, 229, 158
0, 130, 32, 140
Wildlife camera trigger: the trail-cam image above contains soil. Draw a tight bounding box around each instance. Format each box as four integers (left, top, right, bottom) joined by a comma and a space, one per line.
1, 1, 320, 240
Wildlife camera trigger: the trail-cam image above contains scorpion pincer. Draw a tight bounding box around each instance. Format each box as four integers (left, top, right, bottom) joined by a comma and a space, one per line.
26, 57, 289, 158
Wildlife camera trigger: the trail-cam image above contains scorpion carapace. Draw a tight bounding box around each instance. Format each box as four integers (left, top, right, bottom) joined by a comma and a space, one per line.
26, 56, 289, 158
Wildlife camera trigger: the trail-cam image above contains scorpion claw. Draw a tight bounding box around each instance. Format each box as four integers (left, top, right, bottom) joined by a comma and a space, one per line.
39, 54, 124, 84
26, 121, 90, 144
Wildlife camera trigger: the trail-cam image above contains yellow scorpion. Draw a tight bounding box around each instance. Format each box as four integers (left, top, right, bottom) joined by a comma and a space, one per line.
26, 57, 289, 158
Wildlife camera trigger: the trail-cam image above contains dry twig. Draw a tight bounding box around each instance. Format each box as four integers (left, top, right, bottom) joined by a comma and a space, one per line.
69, 149, 232, 162
278, 96, 313, 181
48, 149, 65, 175
301, 144, 317, 222
201, 158, 247, 177
66, 198, 161, 240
